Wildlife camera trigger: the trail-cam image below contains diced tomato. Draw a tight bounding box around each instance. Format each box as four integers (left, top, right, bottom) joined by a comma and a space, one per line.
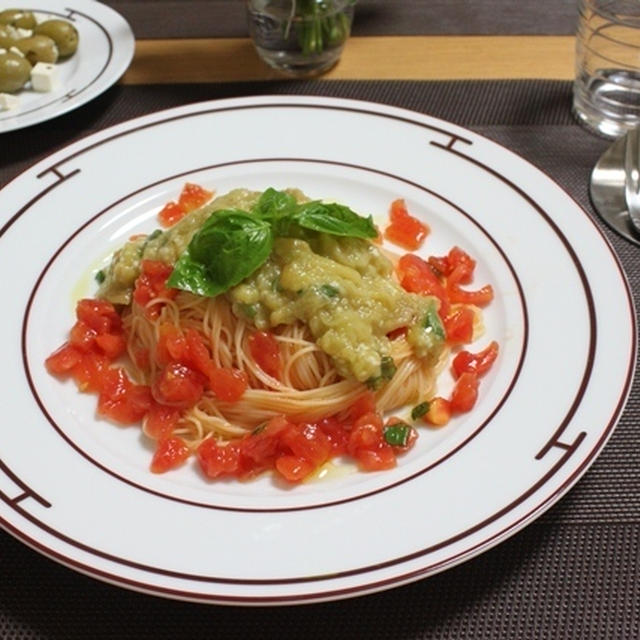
156, 323, 188, 365
94, 333, 127, 359
449, 247, 476, 283
397, 254, 450, 317
157, 201, 186, 227
347, 412, 384, 455
248, 331, 281, 379
348, 391, 377, 422
424, 397, 451, 426
133, 260, 177, 319
384, 199, 429, 250
154, 362, 205, 408
387, 326, 408, 341
242, 416, 292, 467
275, 455, 315, 482
183, 329, 214, 376
197, 438, 244, 478
450, 372, 479, 413
318, 417, 349, 454
69, 320, 97, 352
353, 446, 396, 471
281, 422, 331, 467
452, 341, 499, 379
97, 368, 152, 424
145, 402, 181, 439
178, 183, 213, 212
71, 351, 111, 392
447, 283, 494, 306
208, 367, 247, 403
150, 437, 190, 473
443, 306, 475, 344
76, 298, 121, 334
45, 343, 83, 374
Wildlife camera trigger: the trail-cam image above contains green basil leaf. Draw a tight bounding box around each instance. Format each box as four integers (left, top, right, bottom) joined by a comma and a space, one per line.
411, 401, 430, 421
380, 355, 397, 380
252, 188, 297, 222
319, 284, 339, 298
383, 423, 412, 447
94, 269, 106, 284
292, 201, 377, 238
423, 301, 445, 341
168, 210, 273, 297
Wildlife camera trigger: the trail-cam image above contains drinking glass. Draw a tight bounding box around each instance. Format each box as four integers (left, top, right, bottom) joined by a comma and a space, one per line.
247, 0, 355, 77
573, 0, 640, 138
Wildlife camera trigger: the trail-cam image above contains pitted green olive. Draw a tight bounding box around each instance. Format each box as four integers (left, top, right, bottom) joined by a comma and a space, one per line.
0, 23, 19, 48
0, 9, 36, 29
34, 19, 78, 57
14, 35, 59, 65
0, 51, 31, 92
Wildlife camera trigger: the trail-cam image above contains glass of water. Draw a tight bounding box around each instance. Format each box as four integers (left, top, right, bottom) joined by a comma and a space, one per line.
573, 0, 640, 138
247, 0, 356, 77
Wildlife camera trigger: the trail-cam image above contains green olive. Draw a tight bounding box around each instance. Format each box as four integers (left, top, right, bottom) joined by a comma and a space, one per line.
0, 23, 19, 48
34, 19, 78, 57
14, 35, 58, 65
0, 9, 36, 29
0, 51, 31, 92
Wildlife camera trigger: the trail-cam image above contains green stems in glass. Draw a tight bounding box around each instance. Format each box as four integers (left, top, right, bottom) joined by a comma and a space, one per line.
286, 0, 355, 56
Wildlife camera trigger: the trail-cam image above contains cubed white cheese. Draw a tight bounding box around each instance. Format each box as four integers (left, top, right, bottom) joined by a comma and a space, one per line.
9, 46, 24, 57
31, 62, 60, 92
0, 93, 20, 111
0, 48, 6, 55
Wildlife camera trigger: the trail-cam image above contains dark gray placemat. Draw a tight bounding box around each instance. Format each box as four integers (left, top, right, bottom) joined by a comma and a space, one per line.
102, 0, 580, 39
0, 80, 637, 639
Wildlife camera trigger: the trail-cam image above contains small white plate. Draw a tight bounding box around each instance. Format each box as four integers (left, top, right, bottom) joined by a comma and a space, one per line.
0, 96, 635, 604
0, 0, 134, 132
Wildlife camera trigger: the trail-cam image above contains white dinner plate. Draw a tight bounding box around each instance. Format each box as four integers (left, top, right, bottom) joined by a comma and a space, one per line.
0, 96, 635, 604
0, 0, 134, 133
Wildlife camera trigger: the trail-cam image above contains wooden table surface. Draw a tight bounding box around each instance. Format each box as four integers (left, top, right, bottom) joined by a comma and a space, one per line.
122, 36, 576, 84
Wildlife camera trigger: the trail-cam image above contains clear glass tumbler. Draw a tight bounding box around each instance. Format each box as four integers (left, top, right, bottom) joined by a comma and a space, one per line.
247, 0, 355, 77
573, 0, 640, 138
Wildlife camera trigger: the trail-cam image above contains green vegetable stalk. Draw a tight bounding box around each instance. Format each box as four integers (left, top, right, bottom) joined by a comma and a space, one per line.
285, 0, 355, 56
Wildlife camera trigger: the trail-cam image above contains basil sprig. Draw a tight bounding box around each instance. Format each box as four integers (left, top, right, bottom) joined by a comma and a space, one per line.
168, 188, 377, 297
168, 211, 273, 297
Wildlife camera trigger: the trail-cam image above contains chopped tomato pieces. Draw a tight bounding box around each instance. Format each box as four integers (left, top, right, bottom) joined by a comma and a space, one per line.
450, 372, 479, 413
443, 306, 475, 344
45, 343, 82, 374
154, 362, 205, 408
76, 298, 121, 334
94, 333, 127, 359
151, 437, 190, 473
348, 391, 377, 422
248, 331, 281, 379
208, 367, 248, 402
69, 320, 97, 352
447, 283, 494, 306
397, 253, 449, 317
132, 260, 177, 319
157, 201, 187, 227
424, 397, 451, 427
71, 351, 111, 392
197, 439, 245, 479
145, 402, 181, 439
384, 198, 429, 250
157, 184, 213, 227
275, 455, 315, 482
97, 368, 152, 424
452, 341, 499, 379
178, 182, 214, 211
